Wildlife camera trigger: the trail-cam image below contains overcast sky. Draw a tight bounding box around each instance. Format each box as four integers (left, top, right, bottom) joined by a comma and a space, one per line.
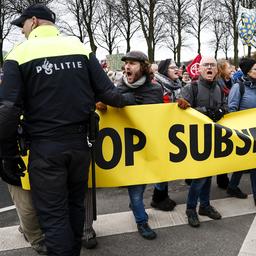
3, 24, 248, 63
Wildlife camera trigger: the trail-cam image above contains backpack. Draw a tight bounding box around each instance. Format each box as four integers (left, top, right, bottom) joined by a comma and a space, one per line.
237, 81, 245, 110
191, 81, 245, 109
191, 81, 224, 108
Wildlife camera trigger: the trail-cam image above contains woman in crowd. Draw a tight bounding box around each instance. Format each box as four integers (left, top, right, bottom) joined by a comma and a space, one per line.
150, 59, 182, 211
227, 58, 256, 205
215, 59, 234, 189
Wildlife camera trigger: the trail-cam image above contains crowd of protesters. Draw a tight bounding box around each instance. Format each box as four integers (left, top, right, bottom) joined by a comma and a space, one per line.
100, 53, 256, 234
1, 4, 256, 256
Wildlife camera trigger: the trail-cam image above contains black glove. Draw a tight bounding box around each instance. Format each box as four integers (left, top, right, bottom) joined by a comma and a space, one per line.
0, 139, 26, 186
206, 108, 224, 122
0, 156, 26, 186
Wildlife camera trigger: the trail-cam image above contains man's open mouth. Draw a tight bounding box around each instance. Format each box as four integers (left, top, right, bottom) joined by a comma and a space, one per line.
126, 71, 132, 77
207, 71, 213, 75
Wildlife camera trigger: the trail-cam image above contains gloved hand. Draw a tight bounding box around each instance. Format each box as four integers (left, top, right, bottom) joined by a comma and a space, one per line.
0, 156, 26, 186
96, 102, 107, 111
206, 108, 224, 122
177, 98, 191, 109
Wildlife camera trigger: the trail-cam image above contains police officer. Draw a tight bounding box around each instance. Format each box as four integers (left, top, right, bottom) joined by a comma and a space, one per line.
0, 4, 137, 256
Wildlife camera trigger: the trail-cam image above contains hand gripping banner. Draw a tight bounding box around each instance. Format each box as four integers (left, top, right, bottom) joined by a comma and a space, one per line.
21, 104, 256, 189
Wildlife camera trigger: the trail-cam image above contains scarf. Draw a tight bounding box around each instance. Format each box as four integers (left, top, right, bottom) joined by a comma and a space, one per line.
123, 75, 146, 89
154, 73, 182, 92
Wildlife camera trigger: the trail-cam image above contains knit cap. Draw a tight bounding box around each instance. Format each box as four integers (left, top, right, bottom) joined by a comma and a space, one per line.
239, 58, 256, 75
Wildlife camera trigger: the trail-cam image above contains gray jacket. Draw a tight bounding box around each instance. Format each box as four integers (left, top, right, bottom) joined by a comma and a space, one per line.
181, 76, 226, 115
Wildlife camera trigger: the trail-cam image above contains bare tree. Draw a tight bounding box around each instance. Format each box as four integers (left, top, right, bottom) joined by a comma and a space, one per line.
219, 27, 232, 60
60, 0, 100, 53
0, 0, 13, 65
187, 0, 211, 54
209, 2, 228, 59
240, 0, 256, 8
164, 0, 191, 64
163, 23, 179, 62
57, 0, 87, 43
77, 0, 100, 53
219, 0, 240, 66
135, 0, 166, 62
7, 0, 54, 13
95, 0, 121, 54
111, 0, 139, 53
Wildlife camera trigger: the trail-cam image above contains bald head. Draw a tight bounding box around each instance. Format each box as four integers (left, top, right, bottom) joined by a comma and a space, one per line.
199, 56, 218, 81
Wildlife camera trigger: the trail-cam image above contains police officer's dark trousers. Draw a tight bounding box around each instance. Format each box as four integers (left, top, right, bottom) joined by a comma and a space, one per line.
28, 135, 90, 256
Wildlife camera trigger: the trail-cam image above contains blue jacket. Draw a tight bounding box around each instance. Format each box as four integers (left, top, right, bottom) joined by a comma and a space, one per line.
228, 76, 256, 112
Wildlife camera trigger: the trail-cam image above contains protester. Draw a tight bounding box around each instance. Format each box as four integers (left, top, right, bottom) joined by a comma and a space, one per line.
10, 186, 47, 254
118, 51, 163, 239
155, 59, 182, 103
151, 63, 158, 74
181, 56, 226, 228
150, 59, 182, 211
0, 4, 138, 256
226, 57, 256, 205
181, 71, 191, 86
215, 59, 234, 189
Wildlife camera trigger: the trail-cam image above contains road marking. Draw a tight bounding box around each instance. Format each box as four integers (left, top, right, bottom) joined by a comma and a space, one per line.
238, 215, 256, 256
0, 205, 15, 213
0, 195, 255, 252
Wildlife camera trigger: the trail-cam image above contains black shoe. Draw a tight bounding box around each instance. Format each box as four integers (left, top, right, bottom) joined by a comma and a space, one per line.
198, 205, 222, 220
31, 240, 48, 255
186, 209, 200, 227
137, 223, 157, 240
151, 197, 176, 211
227, 187, 248, 199
82, 229, 97, 249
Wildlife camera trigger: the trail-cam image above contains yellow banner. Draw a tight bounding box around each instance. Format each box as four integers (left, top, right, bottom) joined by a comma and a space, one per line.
21, 103, 256, 189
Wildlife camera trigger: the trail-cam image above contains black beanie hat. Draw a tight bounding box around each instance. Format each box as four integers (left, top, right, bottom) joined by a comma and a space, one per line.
158, 59, 172, 77
239, 58, 256, 75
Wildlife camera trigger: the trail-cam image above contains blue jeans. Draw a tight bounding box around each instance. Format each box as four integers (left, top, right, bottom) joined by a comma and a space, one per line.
229, 170, 256, 199
127, 185, 148, 224
186, 177, 212, 209
154, 182, 168, 191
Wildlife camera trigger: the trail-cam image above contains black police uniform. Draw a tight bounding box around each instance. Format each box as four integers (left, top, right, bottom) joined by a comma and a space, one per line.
0, 25, 135, 256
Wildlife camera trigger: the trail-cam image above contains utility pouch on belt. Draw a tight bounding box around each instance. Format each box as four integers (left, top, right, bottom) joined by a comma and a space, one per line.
88, 111, 100, 145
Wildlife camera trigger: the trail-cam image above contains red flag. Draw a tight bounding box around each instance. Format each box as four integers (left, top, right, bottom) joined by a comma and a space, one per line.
186, 54, 202, 80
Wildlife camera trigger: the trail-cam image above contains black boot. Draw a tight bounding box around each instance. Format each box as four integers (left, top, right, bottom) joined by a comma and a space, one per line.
217, 174, 229, 189
151, 187, 176, 211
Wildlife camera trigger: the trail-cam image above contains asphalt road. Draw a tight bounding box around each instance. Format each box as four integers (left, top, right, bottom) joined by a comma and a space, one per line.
0, 174, 255, 256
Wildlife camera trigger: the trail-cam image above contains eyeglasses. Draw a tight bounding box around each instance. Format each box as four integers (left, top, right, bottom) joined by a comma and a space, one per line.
201, 63, 217, 68
168, 66, 178, 70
